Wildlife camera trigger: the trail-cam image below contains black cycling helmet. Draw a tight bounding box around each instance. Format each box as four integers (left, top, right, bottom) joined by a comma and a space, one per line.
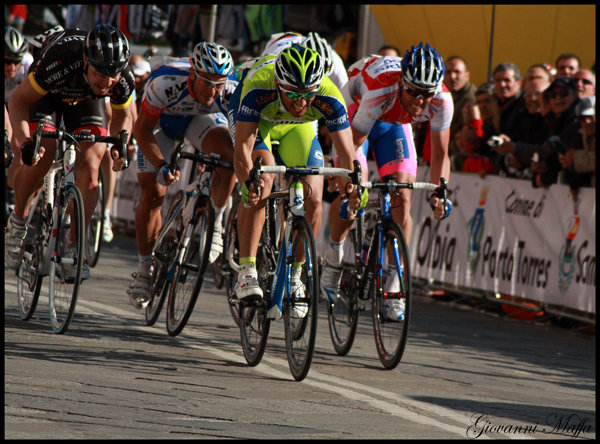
83, 24, 130, 77
5, 26, 29, 59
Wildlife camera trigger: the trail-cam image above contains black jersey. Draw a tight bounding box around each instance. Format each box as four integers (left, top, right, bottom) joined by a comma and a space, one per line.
28, 29, 134, 107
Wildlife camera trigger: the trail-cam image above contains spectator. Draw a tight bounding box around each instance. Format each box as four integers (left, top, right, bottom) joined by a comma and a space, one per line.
491, 62, 526, 173
559, 95, 595, 191
555, 53, 581, 78
377, 45, 400, 57
129, 54, 152, 110
444, 55, 477, 171
532, 77, 582, 189
492, 70, 552, 179
571, 96, 595, 187
454, 82, 500, 175
525, 63, 553, 84
6, 5, 27, 32
572, 69, 596, 98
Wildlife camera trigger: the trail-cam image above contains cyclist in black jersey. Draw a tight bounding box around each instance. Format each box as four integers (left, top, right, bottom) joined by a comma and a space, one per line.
5, 24, 135, 279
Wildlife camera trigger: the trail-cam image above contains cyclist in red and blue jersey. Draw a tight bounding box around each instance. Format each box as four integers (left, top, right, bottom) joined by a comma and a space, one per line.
322, 42, 454, 321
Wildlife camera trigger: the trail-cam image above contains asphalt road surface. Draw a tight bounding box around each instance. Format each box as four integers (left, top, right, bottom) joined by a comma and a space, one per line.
4, 234, 596, 439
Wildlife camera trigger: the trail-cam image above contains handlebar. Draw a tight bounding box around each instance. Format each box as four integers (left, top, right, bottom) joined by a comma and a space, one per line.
167, 137, 234, 174
26, 124, 130, 167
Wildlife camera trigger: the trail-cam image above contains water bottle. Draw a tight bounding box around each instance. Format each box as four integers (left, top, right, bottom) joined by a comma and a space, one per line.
289, 182, 304, 216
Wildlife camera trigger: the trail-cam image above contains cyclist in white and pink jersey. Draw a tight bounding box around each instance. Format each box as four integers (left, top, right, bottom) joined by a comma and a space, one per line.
322, 42, 453, 321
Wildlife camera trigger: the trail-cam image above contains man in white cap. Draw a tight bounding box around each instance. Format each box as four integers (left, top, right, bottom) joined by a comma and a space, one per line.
572, 96, 595, 186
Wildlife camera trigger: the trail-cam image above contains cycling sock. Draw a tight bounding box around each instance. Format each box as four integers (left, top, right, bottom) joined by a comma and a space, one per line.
324, 238, 345, 265
239, 257, 256, 267
138, 254, 153, 273
211, 198, 226, 229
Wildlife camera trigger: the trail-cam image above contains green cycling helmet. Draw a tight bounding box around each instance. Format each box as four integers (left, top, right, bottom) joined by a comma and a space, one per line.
274, 43, 324, 90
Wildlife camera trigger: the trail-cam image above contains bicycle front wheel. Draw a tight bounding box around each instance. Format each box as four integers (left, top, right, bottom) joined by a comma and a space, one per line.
49, 185, 85, 334
86, 166, 105, 268
166, 201, 214, 336
371, 219, 411, 369
16, 195, 46, 320
284, 217, 318, 381
327, 229, 360, 356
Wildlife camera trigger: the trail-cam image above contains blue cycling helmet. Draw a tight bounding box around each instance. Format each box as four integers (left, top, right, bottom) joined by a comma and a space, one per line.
401, 42, 445, 92
191, 42, 233, 76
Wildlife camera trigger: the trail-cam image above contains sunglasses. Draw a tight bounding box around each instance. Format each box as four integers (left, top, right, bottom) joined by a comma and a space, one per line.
574, 78, 593, 86
5, 58, 22, 65
403, 84, 435, 100
195, 73, 228, 90
548, 89, 571, 99
279, 87, 317, 101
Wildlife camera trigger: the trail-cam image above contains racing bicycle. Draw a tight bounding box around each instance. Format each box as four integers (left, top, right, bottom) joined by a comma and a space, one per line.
15, 123, 128, 334
327, 174, 450, 369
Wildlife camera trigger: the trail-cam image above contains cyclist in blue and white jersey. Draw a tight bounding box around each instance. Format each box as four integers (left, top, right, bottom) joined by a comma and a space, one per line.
127, 42, 237, 309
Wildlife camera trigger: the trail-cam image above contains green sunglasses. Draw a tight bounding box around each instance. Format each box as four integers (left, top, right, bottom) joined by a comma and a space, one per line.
279, 87, 317, 101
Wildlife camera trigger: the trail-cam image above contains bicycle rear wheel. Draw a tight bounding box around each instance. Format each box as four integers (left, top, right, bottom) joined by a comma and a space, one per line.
16, 195, 46, 321
372, 219, 411, 369
49, 185, 85, 334
327, 229, 360, 356
145, 191, 183, 326
284, 217, 318, 381
86, 166, 105, 268
224, 196, 241, 326
166, 200, 214, 336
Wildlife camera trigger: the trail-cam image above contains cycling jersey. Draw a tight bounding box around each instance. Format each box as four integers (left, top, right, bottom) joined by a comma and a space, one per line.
342, 55, 453, 135
140, 58, 237, 119
5, 52, 34, 104
235, 54, 349, 132
27, 29, 135, 109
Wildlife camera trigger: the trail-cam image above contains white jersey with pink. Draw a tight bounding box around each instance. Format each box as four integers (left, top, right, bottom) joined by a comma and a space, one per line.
341, 55, 454, 135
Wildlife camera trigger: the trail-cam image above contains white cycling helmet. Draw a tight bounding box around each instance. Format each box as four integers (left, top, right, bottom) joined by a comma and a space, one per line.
401, 42, 445, 92
190, 42, 233, 76
304, 32, 333, 76
5, 26, 29, 59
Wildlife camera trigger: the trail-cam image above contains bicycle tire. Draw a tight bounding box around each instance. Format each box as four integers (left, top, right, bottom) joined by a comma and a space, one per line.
16, 194, 46, 321
49, 185, 85, 334
145, 191, 183, 326
239, 228, 272, 366
224, 196, 241, 326
371, 219, 411, 369
166, 200, 214, 336
327, 228, 360, 356
86, 167, 105, 268
284, 217, 319, 381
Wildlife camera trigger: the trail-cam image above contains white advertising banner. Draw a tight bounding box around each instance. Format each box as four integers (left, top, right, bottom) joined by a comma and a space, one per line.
409, 169, 596, 315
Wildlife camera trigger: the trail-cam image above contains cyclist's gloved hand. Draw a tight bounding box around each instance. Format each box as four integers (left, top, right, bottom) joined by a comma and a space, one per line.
156, 162, 172, 186
442, 199, 452, 220
21, 140, 37, 166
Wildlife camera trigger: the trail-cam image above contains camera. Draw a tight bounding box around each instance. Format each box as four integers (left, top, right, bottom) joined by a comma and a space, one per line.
487, 135, 504, 147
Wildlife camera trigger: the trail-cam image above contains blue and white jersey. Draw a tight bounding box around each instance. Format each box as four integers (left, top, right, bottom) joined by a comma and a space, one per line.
140, 58, 237, 119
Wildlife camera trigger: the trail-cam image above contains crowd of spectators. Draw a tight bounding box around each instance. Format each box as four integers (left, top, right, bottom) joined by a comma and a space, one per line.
7, 4, 596, 198
444, 53, 595, 197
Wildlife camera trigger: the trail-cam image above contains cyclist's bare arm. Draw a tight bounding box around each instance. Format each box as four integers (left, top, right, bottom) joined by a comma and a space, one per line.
429, 128, 451, 186
233, 120, 260, 186
330, 126, 360, 206
350, 125, 368, 152
429, 128, 452, 220
8, 75, 45, 150
133, 108, 165, 169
